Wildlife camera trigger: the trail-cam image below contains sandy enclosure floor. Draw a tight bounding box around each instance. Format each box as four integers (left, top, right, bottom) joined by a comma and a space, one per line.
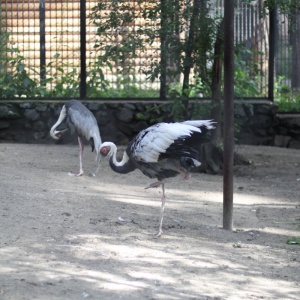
0, 143, 299, 300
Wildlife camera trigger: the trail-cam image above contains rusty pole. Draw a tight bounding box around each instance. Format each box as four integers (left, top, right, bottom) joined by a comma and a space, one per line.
39, 0, 46, 85
268, 7, 277, 101
80, 0, 87, 100
223, 0, 234, 230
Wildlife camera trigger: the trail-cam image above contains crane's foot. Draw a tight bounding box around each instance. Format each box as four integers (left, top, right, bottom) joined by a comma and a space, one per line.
154, 228, 163, 238
179, 168, 191, 180
68, 171, 84, 177
182, 173, 191, 180
145, 181, 162, 189
146, 229, 163, 238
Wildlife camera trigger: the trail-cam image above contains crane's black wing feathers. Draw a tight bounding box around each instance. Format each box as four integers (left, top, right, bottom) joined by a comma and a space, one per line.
122, 121, 214, 180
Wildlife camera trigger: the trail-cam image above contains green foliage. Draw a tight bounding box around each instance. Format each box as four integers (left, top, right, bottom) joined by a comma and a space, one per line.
274, 76, 300, 112
136, 104, 166, 124
90, 0, 159, 83
0, 47, 39, 98
40, 54, 81, 98
261, 0, 300, 15
89, 0, 220, 93
86, 60, 110, 97
287, 237, 300, 245
0, 37, 158, 99
234, 45, 264, 98
92, 84, 159, 98
0, 0, 298, 114
0, 19, 38, 98
286, 222, 300, 245
166, 77, 211, 121
190, 101, 214, 120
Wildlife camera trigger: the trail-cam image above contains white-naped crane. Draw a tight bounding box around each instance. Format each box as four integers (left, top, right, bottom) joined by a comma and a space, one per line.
50, 99, 102, 176
100, 120, 215, 237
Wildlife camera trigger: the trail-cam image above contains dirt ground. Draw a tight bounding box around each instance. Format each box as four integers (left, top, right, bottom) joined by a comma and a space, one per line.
0, 142, 299, 300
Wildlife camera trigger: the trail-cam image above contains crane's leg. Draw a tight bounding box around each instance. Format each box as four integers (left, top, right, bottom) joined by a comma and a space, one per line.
155, 183, 166, 238
144, 182, 166, 237
68, 137, 84, 176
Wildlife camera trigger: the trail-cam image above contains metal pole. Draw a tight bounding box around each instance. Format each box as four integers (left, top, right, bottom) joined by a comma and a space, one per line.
80, 0, 87, 100
39, 0, 46, 85
160, 0, 167, 100
268, 7, 277, 101
223, 0, 234, 231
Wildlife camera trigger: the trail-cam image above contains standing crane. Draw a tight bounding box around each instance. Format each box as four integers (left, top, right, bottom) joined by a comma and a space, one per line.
100, 120, 215, 237
50, 99, 102, 176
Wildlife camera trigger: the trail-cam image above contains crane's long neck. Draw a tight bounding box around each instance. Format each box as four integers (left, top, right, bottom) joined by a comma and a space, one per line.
50, 105, 67, 139
109, 144, 136, 174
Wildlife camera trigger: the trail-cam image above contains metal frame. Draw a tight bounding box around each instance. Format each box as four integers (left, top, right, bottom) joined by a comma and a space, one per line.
0, 0, 286, 101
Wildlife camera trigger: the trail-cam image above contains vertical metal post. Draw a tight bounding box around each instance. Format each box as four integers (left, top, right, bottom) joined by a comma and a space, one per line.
223, 0, 234, 231
268, 7, 277, 101
39, 0, 46, 85
160, 0, 167, 100
80, 0, 87, 100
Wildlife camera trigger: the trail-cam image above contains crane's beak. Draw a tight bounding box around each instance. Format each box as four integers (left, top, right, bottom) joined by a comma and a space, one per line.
56, 129, 68, 139
94, 154, 102, 175
50, 127, 68, 140
53, 130, 62, 139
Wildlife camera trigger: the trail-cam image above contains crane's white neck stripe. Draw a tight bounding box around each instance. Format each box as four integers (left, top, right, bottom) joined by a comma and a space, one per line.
50, 105, 67, 139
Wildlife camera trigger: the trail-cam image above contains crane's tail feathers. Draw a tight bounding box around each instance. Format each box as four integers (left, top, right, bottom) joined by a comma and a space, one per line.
181, 120, 216, 130
192, 158, 201, 167
180, 157, 201, 170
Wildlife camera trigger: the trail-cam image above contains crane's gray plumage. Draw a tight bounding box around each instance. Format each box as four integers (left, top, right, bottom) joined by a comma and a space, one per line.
100, 120, 215, 236
50, 99, 102, 176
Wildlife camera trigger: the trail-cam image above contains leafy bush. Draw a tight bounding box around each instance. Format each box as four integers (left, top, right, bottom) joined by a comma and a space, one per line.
234, 45, 264, 98
0, 40, 39, 98
0, 13, 298, 115
274, 77, 300, 113
0, 44, 159, 99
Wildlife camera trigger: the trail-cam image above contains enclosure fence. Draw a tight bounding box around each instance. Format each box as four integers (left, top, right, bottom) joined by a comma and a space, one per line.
0, 0, 296, 100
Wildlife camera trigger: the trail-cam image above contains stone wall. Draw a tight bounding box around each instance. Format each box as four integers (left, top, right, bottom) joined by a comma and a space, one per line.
235, 100, 300, 148
0, 100, 299, 149
274, 114, 300, 148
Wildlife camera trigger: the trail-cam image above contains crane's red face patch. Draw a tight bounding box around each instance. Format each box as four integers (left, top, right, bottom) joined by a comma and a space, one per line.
100, 146, 110, 157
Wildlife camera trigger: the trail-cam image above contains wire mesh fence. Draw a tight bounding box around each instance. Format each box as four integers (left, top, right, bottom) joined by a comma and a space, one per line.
0, 0, 298, 101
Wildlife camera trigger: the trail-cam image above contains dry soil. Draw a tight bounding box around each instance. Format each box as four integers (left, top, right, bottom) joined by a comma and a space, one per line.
0, 143, 299, 300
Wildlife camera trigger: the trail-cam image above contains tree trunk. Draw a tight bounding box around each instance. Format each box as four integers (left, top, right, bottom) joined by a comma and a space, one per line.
196, 0, 210, 85
182, 0, 201, 118
166, 0, 181, 85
